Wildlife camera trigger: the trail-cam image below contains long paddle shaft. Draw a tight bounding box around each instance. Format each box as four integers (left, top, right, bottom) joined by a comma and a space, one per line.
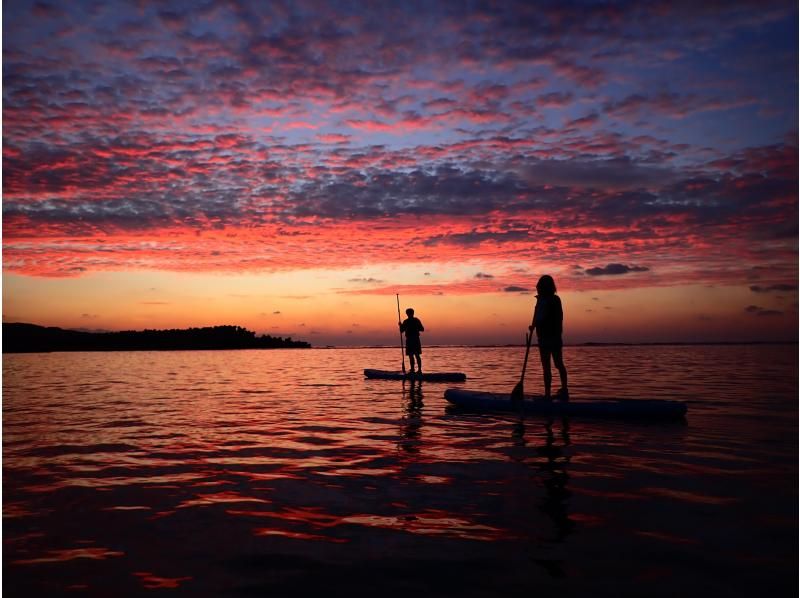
396, 294, 406, 374
511, 308, 537, 400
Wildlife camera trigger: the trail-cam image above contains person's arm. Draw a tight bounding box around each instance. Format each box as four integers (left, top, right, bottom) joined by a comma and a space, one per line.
399, 320, 406, 332
417, 319, 424, 332
529, 300, 541, 332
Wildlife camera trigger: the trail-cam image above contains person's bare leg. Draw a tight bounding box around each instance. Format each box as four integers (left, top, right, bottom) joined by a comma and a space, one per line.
553, 348, 568, 398
539, 348, 552, 398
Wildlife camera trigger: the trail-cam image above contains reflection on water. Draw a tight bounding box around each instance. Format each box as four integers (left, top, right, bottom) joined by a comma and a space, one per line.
398, 379, 424, 455
3, 345, 797, 596
537, 418, 573, 546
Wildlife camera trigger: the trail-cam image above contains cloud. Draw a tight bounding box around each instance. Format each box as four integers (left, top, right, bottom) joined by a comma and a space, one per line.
565, 113, 600, 130
1, 0, 795, 292
520, 157, 679, 190
749, 284, 796, 293
603, 92, 756, 122
585, 264, 650, 276
425, 230, 532, 247
475, 272, 494, 279
316, 133, 351, 143
348, 277, 384, 283
744, 305, 783, 316
537, 91, 574, 108
504, 286, 530, 292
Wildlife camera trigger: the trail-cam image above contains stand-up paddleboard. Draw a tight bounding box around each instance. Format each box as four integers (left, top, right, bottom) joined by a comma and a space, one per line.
365, 369, 467, 382
444, 388, 687, 420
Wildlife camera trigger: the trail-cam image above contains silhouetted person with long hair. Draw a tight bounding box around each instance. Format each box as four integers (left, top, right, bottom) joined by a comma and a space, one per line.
529, 275, 568, 400
399, 307, 424, 376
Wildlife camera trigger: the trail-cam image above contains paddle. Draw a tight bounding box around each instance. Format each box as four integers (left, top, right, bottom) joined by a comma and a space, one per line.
396, 294, 406, 375
511, 306, 537, 401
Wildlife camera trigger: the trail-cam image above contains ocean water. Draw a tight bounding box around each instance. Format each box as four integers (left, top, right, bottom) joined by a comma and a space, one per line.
3, 345, 797, 597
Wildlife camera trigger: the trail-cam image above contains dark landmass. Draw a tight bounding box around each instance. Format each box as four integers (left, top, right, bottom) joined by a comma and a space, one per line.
2, 323, 311, 353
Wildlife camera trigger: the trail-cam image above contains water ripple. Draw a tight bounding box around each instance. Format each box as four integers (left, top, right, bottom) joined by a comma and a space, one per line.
3, 345, 797, 596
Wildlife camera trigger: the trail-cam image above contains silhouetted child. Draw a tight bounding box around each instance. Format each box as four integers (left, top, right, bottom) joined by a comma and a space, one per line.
400, 308, 424, 375
530, 275, 568, 400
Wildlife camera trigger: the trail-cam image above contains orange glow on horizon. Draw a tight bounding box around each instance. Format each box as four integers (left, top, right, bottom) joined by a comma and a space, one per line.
3, 266, 795, 346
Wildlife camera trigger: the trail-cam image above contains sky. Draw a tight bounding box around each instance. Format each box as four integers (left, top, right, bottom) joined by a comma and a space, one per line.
2, 0, 798, 346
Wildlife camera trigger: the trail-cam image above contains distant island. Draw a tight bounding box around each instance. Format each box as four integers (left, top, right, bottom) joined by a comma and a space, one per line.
2, 323, 311, 353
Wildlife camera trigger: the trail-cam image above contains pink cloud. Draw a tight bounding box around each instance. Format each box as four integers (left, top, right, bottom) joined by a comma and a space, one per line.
316, 133, 351, 143
283, 121, 320, 130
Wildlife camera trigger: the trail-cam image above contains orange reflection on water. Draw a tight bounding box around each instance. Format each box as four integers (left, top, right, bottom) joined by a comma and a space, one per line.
569, 512, 605, 526
191, 479, 233, 487
133, 571, 193, 589
231, 506, 351, 542
640, 487, 738, 505
22, 472, 204, 493
177, 491, 270, 509
13, 547, 125, 565
319, 467, 397, 477
341, 510, 511, 541
239, 471, 302, 482
415, 475, 451, 484
3, 502, 37, 519
266, 506, 342, 528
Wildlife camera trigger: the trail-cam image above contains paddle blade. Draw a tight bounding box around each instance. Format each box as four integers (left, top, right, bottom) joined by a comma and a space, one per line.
510, 380, 524, 401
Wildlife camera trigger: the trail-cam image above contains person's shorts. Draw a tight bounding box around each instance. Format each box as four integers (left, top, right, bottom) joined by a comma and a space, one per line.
405, 337, 422, 355
537, 337, 562, 351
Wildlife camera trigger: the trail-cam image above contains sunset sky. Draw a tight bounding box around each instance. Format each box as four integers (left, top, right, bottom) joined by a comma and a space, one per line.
3, 0, 798, 346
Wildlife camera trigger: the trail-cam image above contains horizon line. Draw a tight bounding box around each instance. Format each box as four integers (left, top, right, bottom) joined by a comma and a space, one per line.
3, 321, 796, 349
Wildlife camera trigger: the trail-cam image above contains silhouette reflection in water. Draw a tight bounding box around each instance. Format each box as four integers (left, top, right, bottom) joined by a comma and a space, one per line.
536, 417, 573, 546
398, 379, 424, 454
510, 415, 573, 578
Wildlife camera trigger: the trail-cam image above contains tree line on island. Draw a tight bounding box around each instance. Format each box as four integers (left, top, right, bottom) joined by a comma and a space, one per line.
2, 323, 311, 353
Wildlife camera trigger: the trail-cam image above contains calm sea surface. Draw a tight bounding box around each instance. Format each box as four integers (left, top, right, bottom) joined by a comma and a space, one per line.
3, 345, 797, 597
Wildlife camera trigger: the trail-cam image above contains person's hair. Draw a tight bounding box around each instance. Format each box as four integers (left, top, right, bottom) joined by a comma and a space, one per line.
406, 308, 414, 316
536, 275, 557, 296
